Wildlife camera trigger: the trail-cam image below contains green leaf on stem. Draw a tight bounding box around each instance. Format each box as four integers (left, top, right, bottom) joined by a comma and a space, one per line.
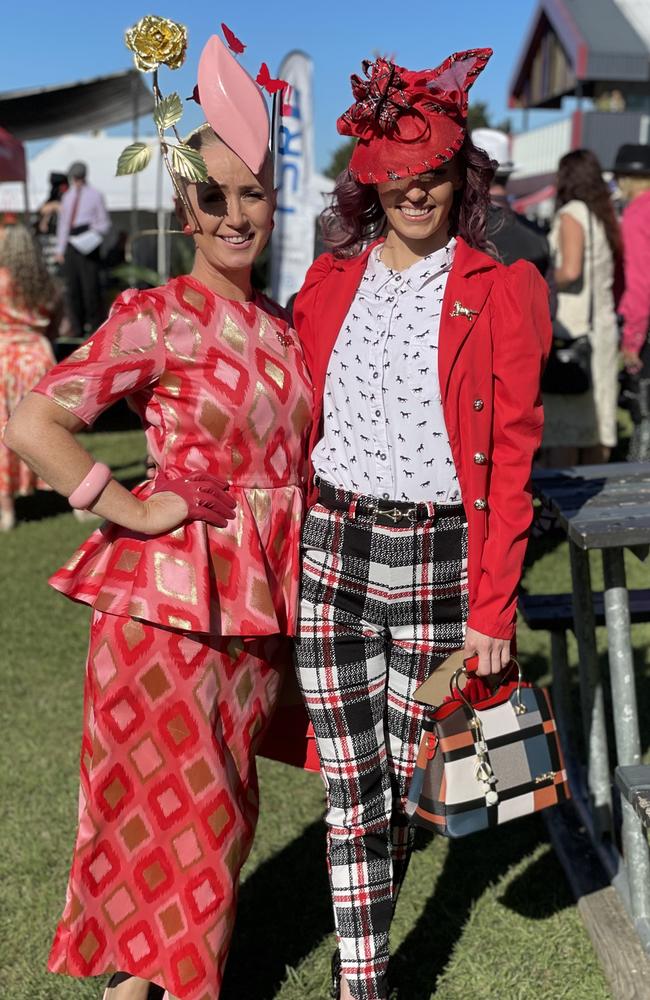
116, 142, 152, 176
153, 92, 184, 131
170, 143, 209, 182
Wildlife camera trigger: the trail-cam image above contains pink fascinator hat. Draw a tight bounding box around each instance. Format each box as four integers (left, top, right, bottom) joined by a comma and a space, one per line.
197, 36, 270, 175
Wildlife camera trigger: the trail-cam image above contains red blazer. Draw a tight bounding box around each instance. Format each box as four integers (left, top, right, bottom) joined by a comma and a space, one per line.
259, 236, 551, 772
294, 237, 552, 641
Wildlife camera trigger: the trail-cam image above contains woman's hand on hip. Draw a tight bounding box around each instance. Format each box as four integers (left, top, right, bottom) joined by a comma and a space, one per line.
464, 626, 511, 677
141, 473, 237, 534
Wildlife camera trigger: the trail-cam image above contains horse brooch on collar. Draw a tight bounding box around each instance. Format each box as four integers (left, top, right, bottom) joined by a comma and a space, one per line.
450, 300, 479, 320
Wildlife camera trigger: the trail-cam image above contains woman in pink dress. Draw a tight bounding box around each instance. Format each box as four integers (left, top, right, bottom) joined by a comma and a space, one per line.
5, 28, 312, 1000
0, 222, 60, 530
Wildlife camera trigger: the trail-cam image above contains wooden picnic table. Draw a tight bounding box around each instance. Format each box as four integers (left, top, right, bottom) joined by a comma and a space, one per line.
533, 461, 650, 950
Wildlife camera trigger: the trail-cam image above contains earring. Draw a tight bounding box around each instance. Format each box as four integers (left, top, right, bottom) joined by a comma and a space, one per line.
182, 223, 192, 235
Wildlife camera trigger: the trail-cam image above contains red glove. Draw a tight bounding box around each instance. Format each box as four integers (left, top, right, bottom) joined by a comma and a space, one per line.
150, 472, 237, 528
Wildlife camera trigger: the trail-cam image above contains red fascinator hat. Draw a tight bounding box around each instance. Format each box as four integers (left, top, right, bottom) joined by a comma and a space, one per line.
338, 48, 492, 184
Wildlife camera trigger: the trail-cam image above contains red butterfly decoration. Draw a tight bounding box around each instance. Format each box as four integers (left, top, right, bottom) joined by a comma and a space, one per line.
256, 62, 289, 96
221, 23, 246, 55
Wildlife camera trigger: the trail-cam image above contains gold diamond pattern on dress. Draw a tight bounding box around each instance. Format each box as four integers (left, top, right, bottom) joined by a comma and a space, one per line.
116, 550, 141, 574
52, 378, 85, 411
68, 340, 93, 362
111, 311, 158, 356
249, 488, 271, 522
167, 614, 192, 630
66, 550, 85, 571
163, 311, 202, 361
264, 358, 285, 391
291, 396, 311, 436
247, 381, 277, 445
231, 446, 244, 470
250, 578, 275, 618
199, 400, 230, 440
154, 552, 198, 605
221, 314, 246, 354
122, 619, 146, 651
159, 370, 182, 396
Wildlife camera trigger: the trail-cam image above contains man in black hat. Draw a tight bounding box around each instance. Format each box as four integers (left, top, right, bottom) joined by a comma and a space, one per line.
55, 161, 110, 337
614, 143, 650, 460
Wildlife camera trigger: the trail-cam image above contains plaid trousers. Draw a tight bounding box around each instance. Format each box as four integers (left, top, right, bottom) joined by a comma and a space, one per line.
295, 491, 469, 1000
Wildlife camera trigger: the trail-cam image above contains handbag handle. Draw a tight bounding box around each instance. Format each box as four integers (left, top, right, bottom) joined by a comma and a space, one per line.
449, 658, 525, 718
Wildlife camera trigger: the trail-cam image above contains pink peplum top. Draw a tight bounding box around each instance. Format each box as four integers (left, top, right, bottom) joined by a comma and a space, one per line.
33, 275, 312, 637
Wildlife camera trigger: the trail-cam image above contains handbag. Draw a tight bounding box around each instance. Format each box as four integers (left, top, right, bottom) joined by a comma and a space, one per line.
406, 658, 570, 838
541, 211, 594, 395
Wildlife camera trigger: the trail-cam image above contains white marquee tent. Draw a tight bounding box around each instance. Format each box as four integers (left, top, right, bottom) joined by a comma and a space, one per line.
0, 133, 172, 213
0, 131, 334, 219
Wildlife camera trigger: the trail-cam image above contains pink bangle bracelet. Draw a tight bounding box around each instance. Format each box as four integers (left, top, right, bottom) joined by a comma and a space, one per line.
68, 462, 113, 510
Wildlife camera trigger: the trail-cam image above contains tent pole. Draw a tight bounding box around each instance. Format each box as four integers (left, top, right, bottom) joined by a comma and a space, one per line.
22, 179, 30, 223
130, 73, 140, 254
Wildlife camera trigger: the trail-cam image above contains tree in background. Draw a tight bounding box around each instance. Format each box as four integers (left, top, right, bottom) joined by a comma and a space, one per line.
324, 105, 511, 179
324, 138, 357, 179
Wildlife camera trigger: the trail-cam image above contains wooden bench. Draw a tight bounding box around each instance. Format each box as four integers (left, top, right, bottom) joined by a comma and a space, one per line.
616, 766, 650, 832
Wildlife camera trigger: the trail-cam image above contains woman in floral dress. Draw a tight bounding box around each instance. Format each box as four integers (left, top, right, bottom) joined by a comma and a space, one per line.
0, 223, 59, 529
5, 26, 313, 1000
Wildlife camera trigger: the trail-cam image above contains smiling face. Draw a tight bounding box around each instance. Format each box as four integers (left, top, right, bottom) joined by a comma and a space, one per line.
376, 158, 463, 250
183, 137, 275, 277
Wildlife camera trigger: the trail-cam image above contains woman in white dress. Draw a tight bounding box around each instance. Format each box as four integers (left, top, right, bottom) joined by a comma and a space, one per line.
541, 149, 621, 465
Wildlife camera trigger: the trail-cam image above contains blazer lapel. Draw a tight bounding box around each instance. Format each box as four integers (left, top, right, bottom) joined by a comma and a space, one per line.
313, 242, 380, 395
439, 238, 495, 399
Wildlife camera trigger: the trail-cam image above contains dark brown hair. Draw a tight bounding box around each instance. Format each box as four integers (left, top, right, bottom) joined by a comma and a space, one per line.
555, 149, 621, 257
320, 135, 494, 258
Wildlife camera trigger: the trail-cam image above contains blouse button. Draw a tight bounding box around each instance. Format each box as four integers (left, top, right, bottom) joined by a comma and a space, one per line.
473, 399, 484, 411
373, 372, 379, 379
473, 452, 487, 465
474, 498, 487, 511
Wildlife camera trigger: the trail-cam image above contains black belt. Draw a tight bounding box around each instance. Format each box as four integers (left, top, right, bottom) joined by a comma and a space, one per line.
316, 478, 465, 527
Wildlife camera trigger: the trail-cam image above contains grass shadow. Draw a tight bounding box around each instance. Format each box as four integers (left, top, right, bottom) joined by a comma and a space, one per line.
392, 816, 571, 998
221, 818, 331, 999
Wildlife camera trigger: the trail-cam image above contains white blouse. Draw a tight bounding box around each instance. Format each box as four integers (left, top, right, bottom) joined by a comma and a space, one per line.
312, 240, 462, 503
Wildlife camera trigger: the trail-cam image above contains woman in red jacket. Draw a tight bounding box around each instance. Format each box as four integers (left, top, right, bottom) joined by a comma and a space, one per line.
292, 50, 551, 1000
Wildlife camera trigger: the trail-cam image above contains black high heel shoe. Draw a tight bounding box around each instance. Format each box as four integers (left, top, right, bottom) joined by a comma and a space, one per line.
330, 949, 341, 1000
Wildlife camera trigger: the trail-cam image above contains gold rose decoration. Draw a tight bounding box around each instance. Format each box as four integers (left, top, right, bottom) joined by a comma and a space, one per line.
117, 14, 208, 225
125, 14, 187, 72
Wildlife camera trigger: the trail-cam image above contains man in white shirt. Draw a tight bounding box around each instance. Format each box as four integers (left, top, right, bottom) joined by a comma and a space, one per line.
56, 161, 111, 337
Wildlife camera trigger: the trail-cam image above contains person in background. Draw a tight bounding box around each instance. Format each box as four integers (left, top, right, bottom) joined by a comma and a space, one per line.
472, 127, 551, 276
55, 161, 110, 337
36, 171, 69, 274
614, 143, 650, 461
540, 149, 620, 466
0, 222, 60, 530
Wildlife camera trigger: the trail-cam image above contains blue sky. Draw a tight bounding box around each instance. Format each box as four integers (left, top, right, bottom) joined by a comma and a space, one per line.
1, 0, 551, 171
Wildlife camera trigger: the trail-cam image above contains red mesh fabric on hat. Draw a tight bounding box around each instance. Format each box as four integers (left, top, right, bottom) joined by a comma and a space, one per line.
337, 49, 492, 184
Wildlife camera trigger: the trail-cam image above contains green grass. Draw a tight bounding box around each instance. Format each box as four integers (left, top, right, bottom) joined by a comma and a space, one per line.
2, 428, 648, 999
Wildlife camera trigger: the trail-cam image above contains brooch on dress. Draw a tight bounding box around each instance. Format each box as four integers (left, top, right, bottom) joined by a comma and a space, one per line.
276, 330, 293, 347
450, 300, 479, 320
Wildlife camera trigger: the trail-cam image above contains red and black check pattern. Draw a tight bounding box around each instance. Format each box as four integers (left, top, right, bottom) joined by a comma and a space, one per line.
295, 493, 468, 1000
